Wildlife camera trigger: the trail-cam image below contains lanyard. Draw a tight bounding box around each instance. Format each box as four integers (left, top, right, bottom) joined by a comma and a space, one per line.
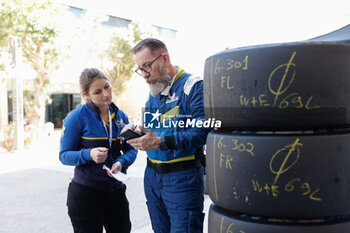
101, 109, 112, 148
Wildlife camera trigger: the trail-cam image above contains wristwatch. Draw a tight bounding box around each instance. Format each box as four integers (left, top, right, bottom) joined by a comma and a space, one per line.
159, 136, 168, 151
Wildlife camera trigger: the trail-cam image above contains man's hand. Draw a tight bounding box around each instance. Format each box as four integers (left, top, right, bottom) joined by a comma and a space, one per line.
90, 147, 108, 163
127, 126, 160, 151
120, 123, 135, 134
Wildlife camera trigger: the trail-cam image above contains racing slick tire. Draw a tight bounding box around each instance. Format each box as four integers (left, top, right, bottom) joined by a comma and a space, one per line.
208, 204, 350, 233
206, 129, 350, 218
203, 42, 350, 130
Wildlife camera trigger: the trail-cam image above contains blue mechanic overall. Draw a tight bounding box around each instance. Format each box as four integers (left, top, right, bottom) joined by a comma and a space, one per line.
144, 68, 210, 233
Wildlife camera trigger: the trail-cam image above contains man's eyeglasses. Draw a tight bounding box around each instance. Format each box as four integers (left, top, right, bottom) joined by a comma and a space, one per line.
135, 54, 162, 76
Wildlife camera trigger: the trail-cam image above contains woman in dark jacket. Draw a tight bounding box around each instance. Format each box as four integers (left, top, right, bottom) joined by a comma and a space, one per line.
59, 68, 137, 233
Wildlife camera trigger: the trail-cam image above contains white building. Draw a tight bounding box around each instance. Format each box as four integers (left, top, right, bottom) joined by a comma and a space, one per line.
1, 2, 177, 130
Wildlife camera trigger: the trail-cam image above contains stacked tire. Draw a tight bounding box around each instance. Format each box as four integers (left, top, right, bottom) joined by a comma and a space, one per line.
203, 41, 350, 232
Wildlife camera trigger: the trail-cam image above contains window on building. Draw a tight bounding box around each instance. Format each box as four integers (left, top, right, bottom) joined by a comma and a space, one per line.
45, 93, 81, 128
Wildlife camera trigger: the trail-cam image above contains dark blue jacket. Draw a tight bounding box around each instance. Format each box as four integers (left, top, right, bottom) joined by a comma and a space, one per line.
59, 102, 137, 191
144, 68, 210, 163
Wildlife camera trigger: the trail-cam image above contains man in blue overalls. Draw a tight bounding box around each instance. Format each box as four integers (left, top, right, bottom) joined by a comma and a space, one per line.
127, 38, 210, 233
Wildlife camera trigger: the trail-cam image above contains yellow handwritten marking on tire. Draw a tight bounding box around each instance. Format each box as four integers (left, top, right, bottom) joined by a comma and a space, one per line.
214, 56, 248, 74
221, 76, 234, 90
220, 217, 224, 233
213, 135, 219, 201
279, 92, 299, 108
231, 139, 255, 157
218, 137, 225, 148
285, 178, 301, 192
305, 96, 320, 110
210, 57, 215, 117
219, 216, 246, 233
220, 153, 233, 170
309, 188, 322, 201
253, 177, 322, 201
226, 223, 234, 233
270, 138, 303, 185
252, 180, 280, 197
268, 52, 297, 107
214, 59, 223, 74
240, 92, 319, 110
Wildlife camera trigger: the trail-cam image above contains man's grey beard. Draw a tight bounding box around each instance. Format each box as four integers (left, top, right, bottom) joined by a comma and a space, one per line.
148, 66, 172, 97
148, 75, 171, 97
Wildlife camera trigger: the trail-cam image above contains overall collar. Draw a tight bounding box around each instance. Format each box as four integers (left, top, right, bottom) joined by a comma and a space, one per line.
86, 101, 119, 119
161, 67, 185, 96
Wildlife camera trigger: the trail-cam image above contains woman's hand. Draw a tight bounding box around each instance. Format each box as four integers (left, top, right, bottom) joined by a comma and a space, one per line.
90, 147, 108, 163
112, 161, 122, 173
107, 161, 122, 177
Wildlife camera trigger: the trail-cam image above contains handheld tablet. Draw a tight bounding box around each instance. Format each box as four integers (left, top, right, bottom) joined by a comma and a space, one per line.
120, 129, 145, 140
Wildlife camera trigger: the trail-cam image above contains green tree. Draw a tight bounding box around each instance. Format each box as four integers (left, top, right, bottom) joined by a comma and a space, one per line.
102, 22, 154, 99
0, 0, 68, 135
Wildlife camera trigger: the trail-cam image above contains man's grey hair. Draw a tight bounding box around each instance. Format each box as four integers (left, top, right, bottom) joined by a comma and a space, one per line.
132, 38, 168, 55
